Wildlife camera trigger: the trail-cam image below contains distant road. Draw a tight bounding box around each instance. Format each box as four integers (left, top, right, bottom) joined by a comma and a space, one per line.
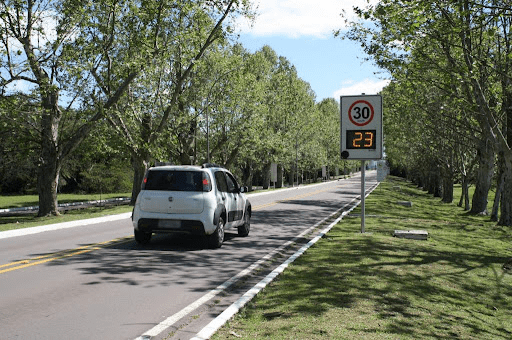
0, 171, 377, 340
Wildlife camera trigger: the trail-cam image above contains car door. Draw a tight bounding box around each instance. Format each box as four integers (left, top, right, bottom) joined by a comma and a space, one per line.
224, 172, 244, 226
215, 171, 241, 228
214, 171, 238, 229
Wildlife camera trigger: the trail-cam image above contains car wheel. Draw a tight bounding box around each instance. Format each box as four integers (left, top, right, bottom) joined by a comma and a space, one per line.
238, 209, 250, 237
134, 229, 152, 244
208, 217, 225, 249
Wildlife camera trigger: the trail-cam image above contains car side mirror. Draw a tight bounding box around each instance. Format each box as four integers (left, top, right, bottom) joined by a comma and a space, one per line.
240, 186, 248, 193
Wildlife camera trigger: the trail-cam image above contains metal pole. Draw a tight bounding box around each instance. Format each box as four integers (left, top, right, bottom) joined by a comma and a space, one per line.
206, 107, 210, 164
295, 138, 298, 186
361, 160, 365, 233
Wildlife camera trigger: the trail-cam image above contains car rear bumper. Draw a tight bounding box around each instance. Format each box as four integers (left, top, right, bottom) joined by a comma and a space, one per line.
136, 218, 206, 235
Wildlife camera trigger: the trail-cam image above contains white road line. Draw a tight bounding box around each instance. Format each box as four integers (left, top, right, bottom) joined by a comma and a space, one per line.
0, 213, 132, 240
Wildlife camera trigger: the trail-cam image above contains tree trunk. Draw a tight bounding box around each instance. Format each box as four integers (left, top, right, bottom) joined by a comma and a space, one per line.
37, 156, 61, 217
288, 163, 294, 186
491, 151, 505, 221
470, 138, 495, 215
130, 154, 149, 205
433, 180, 441, 198
276, 164, 283, 188
458, 175, 471, 211
262, 163, 271, 190
427, 168, 441, 197
498, 153, 512, 226
37, 92, 61, 216
241, 161, 253, 191
178, 120, 197, 165
442, 175, 453, 203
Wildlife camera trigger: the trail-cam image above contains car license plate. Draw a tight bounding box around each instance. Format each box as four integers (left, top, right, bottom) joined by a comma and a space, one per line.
158, 220, 181, 229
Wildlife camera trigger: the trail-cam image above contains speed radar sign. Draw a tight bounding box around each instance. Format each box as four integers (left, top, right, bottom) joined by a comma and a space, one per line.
348, 100, 374, 126
340, 95, 383, 160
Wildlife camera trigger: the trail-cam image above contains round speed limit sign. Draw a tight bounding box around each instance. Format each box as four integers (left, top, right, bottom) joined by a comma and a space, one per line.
348, 100, 374, 126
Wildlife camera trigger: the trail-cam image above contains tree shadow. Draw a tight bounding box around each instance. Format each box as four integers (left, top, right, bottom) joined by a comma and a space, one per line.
243, 234, 512, 339
30, 202, 343, 290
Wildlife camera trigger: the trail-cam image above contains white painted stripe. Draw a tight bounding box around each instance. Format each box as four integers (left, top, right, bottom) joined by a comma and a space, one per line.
0, 212, 132, 240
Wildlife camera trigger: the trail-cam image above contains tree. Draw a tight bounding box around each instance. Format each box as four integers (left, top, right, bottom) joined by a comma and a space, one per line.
0, 0, 253, 213
88, 1, 253, 203
340, 0, 512, 225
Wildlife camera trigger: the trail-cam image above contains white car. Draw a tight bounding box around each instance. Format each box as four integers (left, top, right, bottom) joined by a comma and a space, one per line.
132, 164, 251, 248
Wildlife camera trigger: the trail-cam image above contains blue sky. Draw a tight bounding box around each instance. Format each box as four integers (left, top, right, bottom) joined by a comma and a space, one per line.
234, 0, 390, 102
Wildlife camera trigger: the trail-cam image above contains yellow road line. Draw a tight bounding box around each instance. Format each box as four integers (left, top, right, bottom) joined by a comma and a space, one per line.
0, 236, 132, 275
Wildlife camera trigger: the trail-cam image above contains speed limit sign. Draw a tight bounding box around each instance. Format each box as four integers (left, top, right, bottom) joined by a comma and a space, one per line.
348, 100, 374, 126
340, 95, 382, 160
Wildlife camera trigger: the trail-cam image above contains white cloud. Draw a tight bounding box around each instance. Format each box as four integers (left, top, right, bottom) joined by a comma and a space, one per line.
238, 0, 376, 38
334, 78, 390, 98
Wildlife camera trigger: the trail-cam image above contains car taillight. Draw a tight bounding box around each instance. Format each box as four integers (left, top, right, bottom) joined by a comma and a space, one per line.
141, 175, 148, 190
202, 173, 212, 192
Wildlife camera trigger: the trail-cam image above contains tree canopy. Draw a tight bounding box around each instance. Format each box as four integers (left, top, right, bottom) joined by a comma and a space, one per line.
340, 0, 512, 225
0, 0, 353, 210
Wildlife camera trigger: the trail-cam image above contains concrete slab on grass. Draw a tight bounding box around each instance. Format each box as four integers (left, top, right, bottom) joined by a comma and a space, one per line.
394, 229, 428, 240
396, 201, 413, 207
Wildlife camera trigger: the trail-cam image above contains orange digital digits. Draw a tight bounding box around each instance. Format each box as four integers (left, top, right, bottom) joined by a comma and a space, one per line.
346, 129, 376, 150
364, 131, 373, 147
353, 131, 363, 148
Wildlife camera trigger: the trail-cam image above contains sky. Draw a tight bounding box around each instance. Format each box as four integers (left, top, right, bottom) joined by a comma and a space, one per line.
234, 0, 390, 102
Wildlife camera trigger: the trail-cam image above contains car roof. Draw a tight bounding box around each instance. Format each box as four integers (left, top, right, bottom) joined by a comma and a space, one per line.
150, 165, 202, 171
148, 165, 229, 172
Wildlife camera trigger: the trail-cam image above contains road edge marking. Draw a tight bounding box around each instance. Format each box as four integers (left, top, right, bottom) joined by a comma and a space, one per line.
0, 212, 132, 240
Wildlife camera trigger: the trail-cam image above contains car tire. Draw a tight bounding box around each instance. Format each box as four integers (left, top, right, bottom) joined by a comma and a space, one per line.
237, 209, 250, 237
208, 217, 225, 248
134, 229, 152, 244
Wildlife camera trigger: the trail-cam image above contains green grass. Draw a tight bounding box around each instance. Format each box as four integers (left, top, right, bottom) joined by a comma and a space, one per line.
212, 176, 512, 340
0, 205, 133, 232
0, 193, 132, 232
0, 192, 131, 209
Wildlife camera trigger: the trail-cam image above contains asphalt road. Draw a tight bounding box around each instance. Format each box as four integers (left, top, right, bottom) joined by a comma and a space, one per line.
0, 171, 377, 340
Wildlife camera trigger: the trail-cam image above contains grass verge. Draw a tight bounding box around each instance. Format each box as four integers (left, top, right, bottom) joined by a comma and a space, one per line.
0, 193, 132, 232
0, 193, 131, 209
212, 176, 512, 340
0, 205, 133, 232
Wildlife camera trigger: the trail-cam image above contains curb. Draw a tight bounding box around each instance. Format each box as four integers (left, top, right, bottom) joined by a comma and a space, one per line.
0, 197, 131, 216
0, 212, 132, 240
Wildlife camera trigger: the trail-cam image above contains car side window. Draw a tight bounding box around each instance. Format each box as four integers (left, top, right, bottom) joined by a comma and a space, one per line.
215, 171, 228, 193
225, 173, 239, 193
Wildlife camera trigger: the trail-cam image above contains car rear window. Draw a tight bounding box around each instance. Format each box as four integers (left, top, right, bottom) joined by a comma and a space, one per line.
144, 170, 207, 192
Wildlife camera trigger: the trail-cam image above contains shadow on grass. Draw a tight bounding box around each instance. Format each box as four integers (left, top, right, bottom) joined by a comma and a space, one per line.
246, 234, 512, 338
237, 177, 512, 339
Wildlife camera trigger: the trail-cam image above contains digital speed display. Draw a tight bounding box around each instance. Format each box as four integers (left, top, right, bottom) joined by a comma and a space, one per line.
346, 130, 376, 149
